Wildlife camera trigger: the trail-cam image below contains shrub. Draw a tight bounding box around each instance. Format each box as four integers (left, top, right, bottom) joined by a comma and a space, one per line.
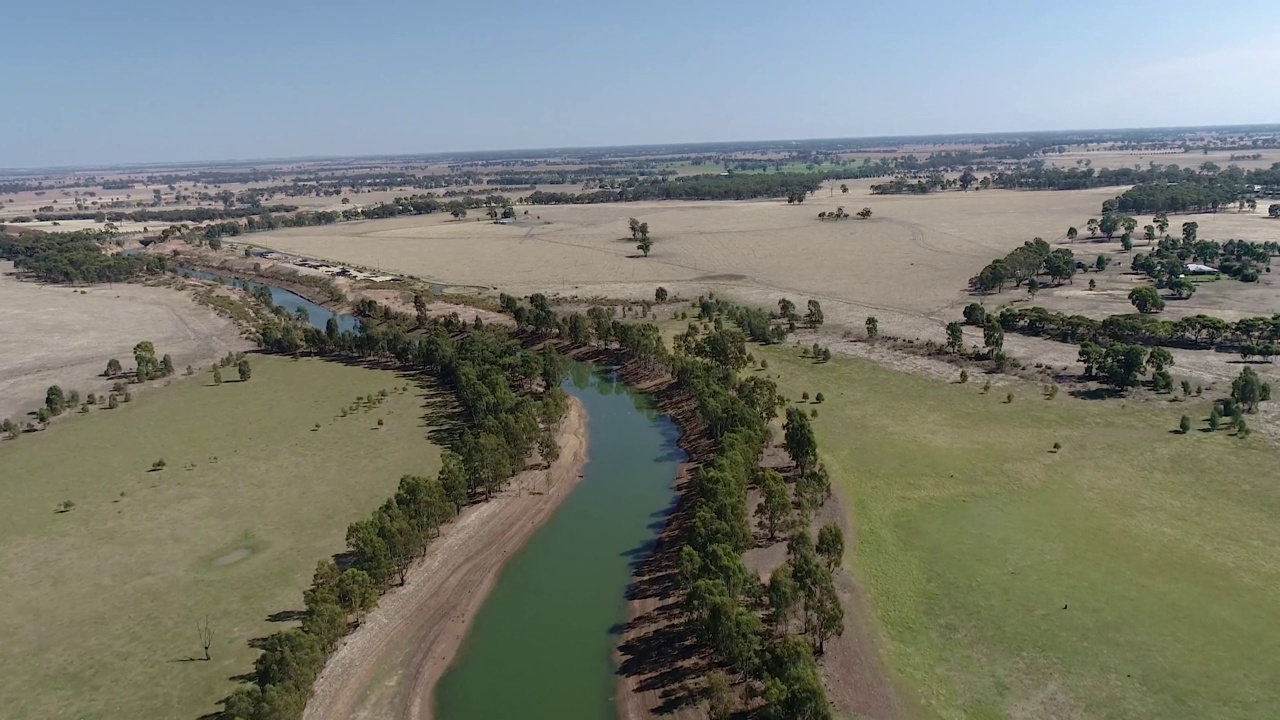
377, 418, 385, 427
814, 392, 825, 403
810, 408, 818, 418
1209, 408, 1221, 431
959, 369, 969, 384
1179, 415, 1192, 434
1005, 391, 1014, 404
760, 359, 768, 370
151, 459, 166, 470
982, 380, 991, 394
1052, 441, 1062, 451
1047, 385, 1059, 400
107, 394, 119, 409
801, 391, 810, 402
1237, 418, 1250, 438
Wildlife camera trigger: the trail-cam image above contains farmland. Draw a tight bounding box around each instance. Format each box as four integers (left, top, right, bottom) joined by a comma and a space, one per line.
0, 262, 249, 422
0, 355, 441, 720
754, 338, 1280, 719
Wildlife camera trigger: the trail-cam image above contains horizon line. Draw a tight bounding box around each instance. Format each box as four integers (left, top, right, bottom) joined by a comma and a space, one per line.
4, 122, 1279, 176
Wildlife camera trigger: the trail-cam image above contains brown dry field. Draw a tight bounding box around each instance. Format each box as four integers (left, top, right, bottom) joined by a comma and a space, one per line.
0, 263, 250, 423
255, 182, 1280, 405
1045, 148, 1280, 170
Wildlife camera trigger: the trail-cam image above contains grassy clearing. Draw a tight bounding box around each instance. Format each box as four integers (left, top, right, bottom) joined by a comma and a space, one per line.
756, 345, 1280, 720
0, 355, 441, 720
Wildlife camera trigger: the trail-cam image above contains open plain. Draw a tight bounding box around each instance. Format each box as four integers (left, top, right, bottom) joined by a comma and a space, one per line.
0, 262, 250, 423
0, 356, 441, 720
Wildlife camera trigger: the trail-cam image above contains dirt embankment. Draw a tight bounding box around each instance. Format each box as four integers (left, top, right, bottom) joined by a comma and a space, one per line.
555, 344, 903, 720
302, 396, 588, 720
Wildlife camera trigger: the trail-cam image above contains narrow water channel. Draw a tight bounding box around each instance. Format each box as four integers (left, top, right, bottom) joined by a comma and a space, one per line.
434, 364, 684, 720
176, 267, 360, 333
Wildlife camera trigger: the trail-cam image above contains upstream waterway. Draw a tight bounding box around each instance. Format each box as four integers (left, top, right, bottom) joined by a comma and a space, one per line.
434, 363, 684, 720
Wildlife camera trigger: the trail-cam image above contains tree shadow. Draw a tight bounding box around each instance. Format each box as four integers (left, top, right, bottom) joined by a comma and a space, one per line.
265, 609, 307, 623
1067, 386, 1125, 400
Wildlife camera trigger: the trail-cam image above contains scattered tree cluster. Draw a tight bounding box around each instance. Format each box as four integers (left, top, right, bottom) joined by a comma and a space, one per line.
972, 237, 1076, 293
0, 230, 168, 283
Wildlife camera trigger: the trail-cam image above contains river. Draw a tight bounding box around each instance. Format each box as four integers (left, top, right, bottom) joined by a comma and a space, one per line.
188, 269, 681, 718
176, 267, 360, 334
434, 363, 684, 720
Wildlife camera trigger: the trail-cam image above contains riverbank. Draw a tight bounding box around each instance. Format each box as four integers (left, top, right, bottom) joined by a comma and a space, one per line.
554, 344, 903, 720
302, 396, 589, 720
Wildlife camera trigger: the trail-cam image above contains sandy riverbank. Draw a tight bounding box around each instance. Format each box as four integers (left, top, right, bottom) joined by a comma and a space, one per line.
302, 396, 589, 720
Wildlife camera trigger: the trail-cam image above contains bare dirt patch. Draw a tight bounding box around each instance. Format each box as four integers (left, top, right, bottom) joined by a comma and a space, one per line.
212, 548, 253, 567
302, 397, 588, 720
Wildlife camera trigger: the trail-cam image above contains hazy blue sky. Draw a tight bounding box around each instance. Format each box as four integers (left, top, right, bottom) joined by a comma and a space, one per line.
2, 0, 1277, 167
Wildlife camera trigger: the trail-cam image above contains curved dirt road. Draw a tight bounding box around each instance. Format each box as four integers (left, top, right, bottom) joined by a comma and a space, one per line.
303, 398, 588, 720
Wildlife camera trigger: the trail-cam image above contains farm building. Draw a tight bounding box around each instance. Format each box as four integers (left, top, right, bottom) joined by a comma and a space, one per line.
1184, 263, 1219, 275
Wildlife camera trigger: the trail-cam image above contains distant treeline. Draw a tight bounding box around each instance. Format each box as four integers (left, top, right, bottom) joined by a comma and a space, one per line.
525, 172, 825, 203
0, 230, 167, 283
22, 205, 298, 224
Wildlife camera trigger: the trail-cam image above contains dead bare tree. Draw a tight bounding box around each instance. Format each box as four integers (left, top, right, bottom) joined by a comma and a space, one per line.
197, 615, 214, 661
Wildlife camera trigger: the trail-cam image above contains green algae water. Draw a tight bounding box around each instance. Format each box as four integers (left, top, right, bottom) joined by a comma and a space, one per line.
434, 365, 684, 720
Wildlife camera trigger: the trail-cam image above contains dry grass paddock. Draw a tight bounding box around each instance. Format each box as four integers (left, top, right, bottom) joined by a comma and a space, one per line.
0, 263, 250, 423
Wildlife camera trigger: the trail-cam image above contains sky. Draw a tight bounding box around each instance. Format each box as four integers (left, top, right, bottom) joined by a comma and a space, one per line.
2, 0, 1278, 168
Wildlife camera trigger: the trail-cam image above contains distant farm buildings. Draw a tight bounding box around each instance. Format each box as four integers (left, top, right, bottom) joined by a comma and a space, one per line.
1184, 263, 1220, 276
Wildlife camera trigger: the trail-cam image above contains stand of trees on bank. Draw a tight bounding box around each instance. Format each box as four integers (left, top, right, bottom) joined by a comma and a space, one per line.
0, 230, 168, 283
523, 293, 840, 718
237, 285, 842, 719
224, 309, 570, 720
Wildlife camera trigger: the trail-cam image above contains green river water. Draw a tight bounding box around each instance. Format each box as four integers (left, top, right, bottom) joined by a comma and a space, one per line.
434, 364, 684, 720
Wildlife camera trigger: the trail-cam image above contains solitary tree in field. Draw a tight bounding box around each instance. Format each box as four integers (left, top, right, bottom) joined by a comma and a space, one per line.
213, 366, 223, 385
1066, 226, 1078, 242
1182, 221, 1198, 243
1153, 212, 1169, 236
865, 316, 879, 340
804, 299, 824, 328
945, 322, 964, 352
840, 184, 849, 194
45, 386, 67, 416
1231, 367, 1272, 413
634, 221, 653, 256
778, 298, 798, 322
237, 359, 252, 382
105, 358, 122, 377
133, 341, 158, 382
983, 315, 1004, 354
1128, 286, 1165, 314
1168, 276, 1196, 299
1269, 204, 1280, 218
196, 615, 214, 661
856, 207, 872, 219
655, 286, 669, 302
1143, 224, 1157, 245
1086, 218, 1100, 238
